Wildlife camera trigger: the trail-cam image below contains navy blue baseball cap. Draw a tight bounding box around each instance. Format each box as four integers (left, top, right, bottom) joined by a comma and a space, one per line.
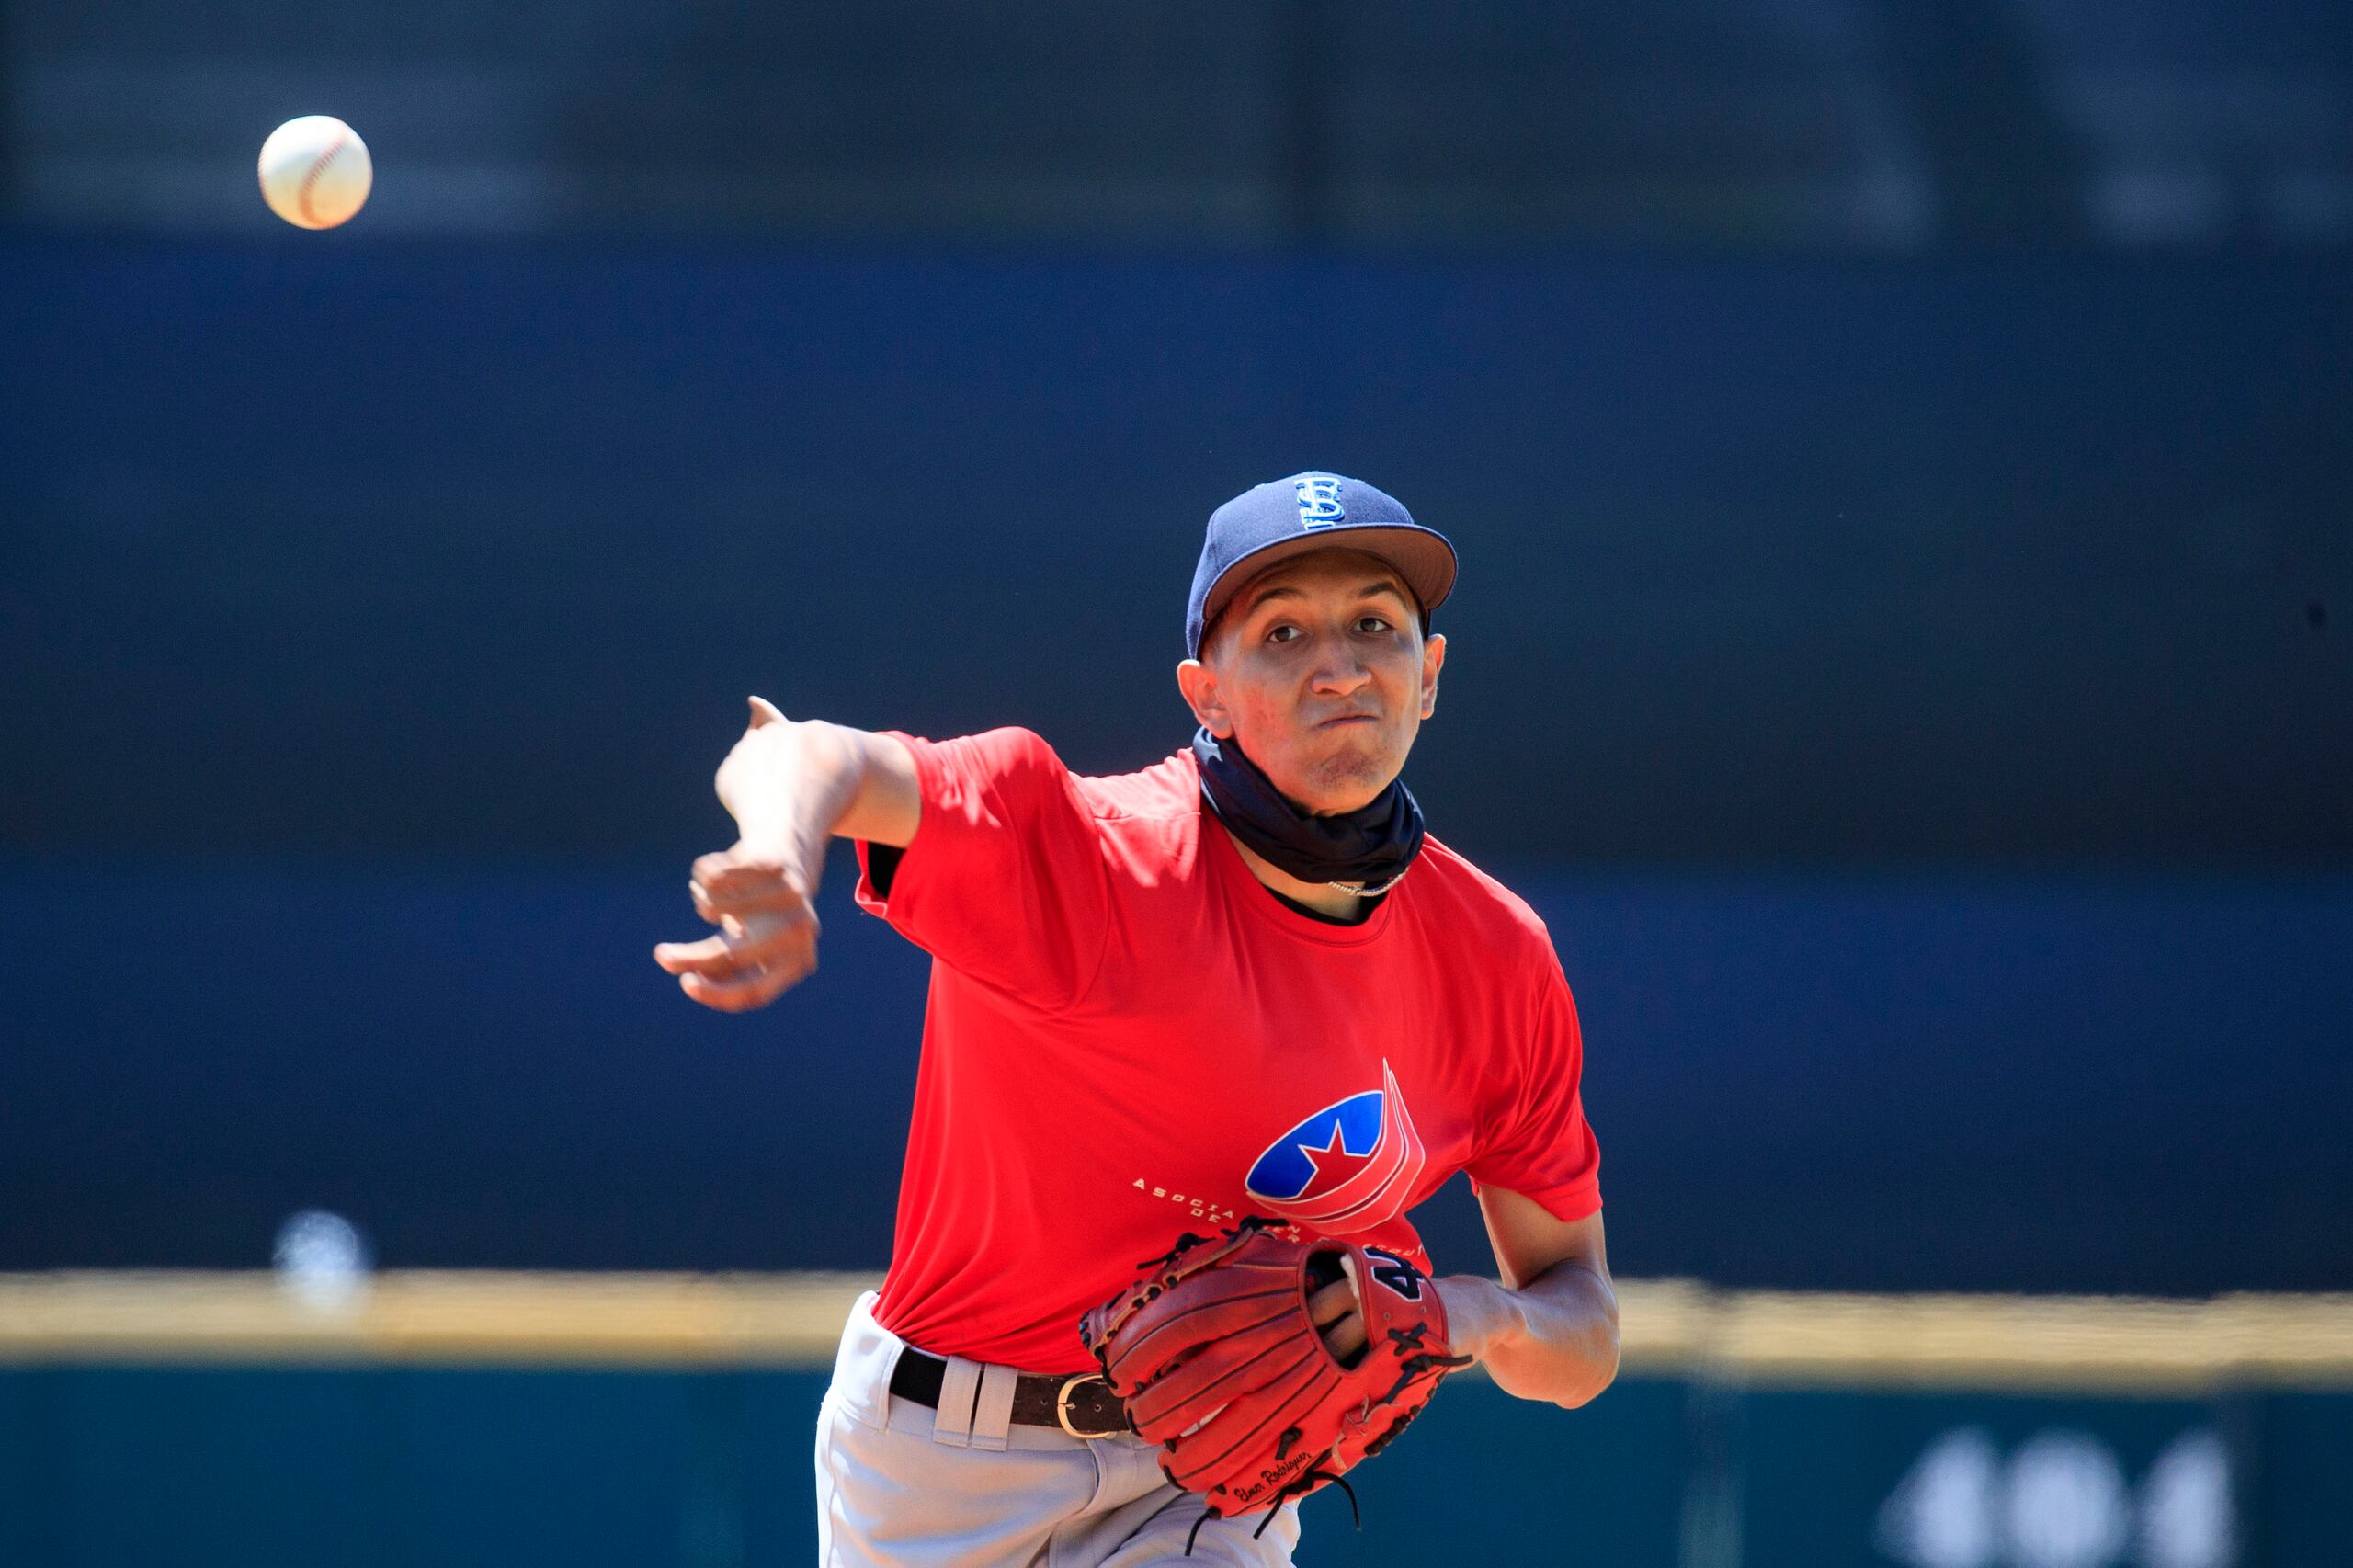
1185, 472, 1458, 657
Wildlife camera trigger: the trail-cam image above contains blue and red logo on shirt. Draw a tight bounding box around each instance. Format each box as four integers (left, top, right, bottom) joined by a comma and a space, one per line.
1243, 1060, 1428, 1235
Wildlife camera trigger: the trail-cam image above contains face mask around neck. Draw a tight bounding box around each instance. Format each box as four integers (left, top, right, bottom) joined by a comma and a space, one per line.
1191, 727, 1425, 896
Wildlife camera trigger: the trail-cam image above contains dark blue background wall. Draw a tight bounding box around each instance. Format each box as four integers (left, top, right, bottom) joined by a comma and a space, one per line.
4, 859, 2346, 1292
5, 239, 2347, 869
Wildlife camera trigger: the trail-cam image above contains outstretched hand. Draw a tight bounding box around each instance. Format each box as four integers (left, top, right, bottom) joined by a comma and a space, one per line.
653, 698, 826, 1012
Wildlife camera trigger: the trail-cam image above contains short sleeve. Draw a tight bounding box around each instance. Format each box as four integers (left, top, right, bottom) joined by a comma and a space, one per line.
852, 727, 1112, 1012
1465, 955, 1602, 1222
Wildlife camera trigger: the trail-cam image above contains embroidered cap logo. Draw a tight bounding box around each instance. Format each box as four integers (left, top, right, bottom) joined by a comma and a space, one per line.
1294, 475, 1347, 529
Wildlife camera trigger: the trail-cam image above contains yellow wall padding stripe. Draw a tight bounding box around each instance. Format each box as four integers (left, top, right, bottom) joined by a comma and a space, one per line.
1613, 1280, 2353, 1391
2, 1274, 2349, 1392
0, 1272, 882, 1368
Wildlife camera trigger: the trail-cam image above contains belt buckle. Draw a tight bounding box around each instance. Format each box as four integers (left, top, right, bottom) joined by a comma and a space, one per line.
1054, 1372, 1120, 1439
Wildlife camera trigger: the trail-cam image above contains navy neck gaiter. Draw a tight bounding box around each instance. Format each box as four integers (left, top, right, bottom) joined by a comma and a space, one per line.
1191, 727, 1425, 894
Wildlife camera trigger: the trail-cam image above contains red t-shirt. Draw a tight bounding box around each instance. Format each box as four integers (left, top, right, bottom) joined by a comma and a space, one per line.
853, 728, 1601, 1374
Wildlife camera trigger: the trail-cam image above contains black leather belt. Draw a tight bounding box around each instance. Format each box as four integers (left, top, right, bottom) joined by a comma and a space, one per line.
889, 1346, 1131, 1439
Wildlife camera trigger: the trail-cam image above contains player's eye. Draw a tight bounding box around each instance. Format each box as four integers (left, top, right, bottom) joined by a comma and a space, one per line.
1266, 624, 1301, 644
1355, 616, 1392, 634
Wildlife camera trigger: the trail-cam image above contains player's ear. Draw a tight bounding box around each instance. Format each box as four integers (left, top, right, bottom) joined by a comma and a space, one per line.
1176, 658, 1234, 737
1418, 633, 1446, 720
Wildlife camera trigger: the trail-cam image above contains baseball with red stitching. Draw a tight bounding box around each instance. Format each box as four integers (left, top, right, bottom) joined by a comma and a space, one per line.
258, 116, 373, 230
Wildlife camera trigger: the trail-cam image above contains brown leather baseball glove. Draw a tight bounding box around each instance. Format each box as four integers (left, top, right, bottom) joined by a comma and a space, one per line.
1077, 1216, 1474, 1550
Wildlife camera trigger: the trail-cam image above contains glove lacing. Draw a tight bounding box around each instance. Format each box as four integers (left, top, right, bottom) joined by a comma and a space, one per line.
1180, 1465, 1359, 1557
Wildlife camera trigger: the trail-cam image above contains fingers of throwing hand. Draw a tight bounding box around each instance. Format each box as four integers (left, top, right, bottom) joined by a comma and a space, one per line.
657, 906, 819, 972
653, 900, 821, 1010
690, 852, 813, 917
1309, 1278, 1368, 1361
676, 952, 814, 1012
653, 931, 746, 978
688, 876, 805, 927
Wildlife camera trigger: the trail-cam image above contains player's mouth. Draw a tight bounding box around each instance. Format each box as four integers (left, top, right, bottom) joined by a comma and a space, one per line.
1315, 713, 1379, 729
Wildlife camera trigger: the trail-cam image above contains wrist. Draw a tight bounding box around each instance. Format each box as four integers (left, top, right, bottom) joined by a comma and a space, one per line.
726, 721, 859, 861
1432, 1274, 1521, 1363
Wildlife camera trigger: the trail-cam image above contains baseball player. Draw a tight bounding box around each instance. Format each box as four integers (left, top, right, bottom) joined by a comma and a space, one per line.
654, 472, 1618, 1565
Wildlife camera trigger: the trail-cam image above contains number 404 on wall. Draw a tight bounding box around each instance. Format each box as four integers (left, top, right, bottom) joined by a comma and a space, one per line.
1875, 1427, 2231, 1568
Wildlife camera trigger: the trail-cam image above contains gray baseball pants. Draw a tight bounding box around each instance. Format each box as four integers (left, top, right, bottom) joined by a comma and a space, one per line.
814, 1290, 1302, 1567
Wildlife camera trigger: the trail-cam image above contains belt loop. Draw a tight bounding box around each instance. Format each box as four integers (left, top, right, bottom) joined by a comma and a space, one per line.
931, 1357, 983, 1448
969, 1364, 1018, 1452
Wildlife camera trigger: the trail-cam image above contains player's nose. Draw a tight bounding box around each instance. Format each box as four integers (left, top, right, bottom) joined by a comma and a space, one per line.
1307, 651, 1374, 698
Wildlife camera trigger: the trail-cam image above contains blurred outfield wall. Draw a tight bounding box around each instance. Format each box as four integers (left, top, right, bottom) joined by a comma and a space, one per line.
1, 1274, 2348, 1568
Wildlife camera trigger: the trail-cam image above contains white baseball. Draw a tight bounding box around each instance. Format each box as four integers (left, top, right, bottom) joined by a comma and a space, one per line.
257, 116, 372, 230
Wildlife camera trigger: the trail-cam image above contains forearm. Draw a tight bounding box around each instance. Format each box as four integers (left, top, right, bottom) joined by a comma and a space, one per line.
1434, 1260, 1620, 1408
